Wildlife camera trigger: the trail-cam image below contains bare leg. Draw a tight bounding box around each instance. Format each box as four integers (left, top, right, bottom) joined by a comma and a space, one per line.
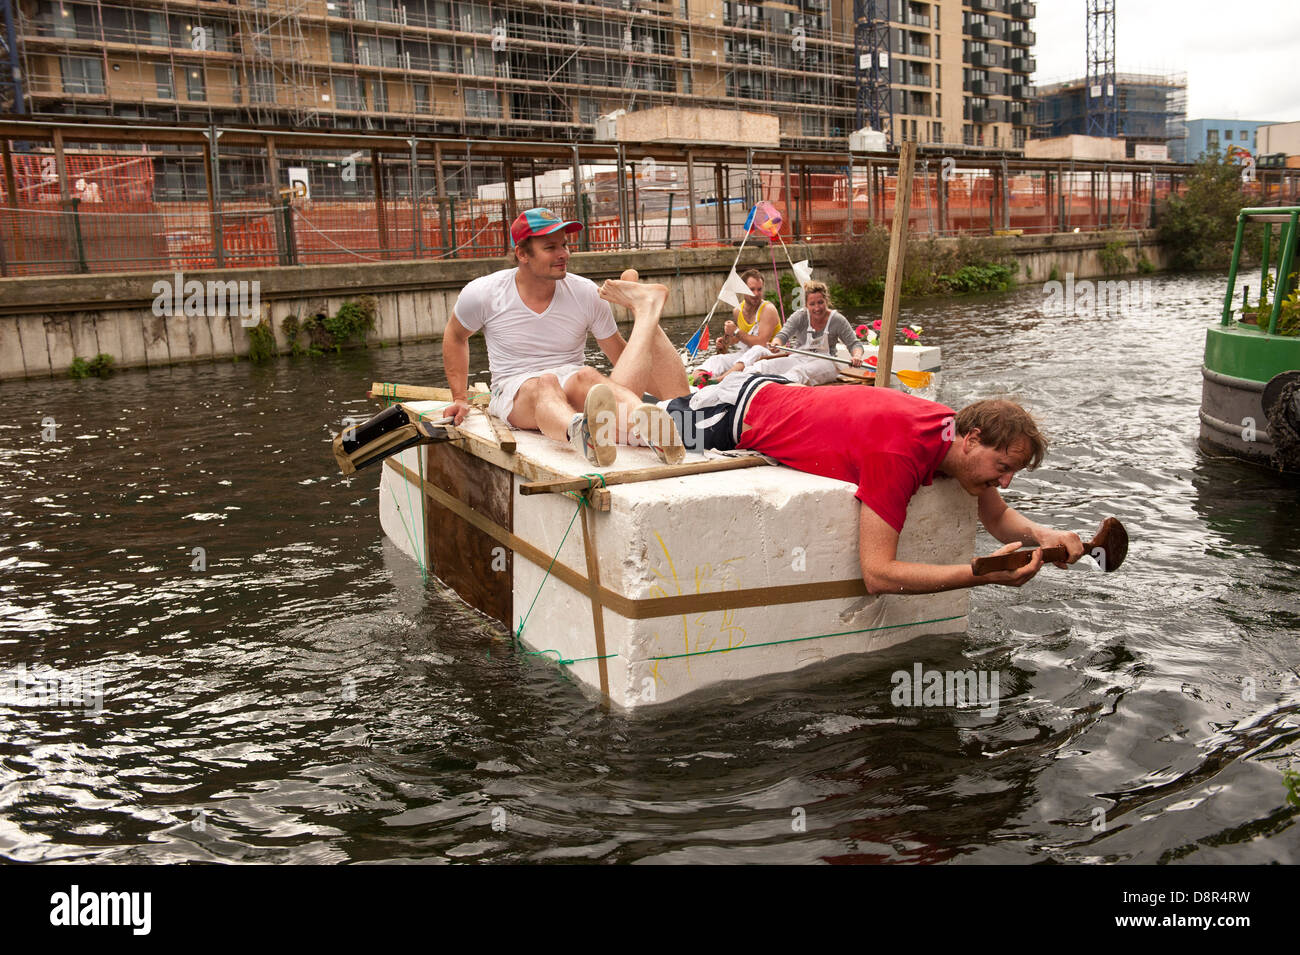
600, 276, 670, 400
612, 269, 689, 400
507, 375, 581, 443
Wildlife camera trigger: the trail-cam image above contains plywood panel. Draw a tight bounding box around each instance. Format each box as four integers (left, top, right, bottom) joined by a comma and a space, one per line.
424, 442, 513, 627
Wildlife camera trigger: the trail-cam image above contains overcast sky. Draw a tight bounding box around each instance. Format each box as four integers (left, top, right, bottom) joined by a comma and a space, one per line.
1031, 0, 1300, 123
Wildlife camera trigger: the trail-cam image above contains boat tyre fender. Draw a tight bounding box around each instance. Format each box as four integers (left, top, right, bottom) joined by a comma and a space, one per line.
1262, 370, 1300, 473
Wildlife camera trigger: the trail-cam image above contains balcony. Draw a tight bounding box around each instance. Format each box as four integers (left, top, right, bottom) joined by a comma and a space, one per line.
967, 77, 993, 96
968, 50, 998, 68
968, 0, 1001, 10
904, 8, 930, 27
1010, 110, 1031, 126
902, 71, 930, 87
1011, 54, 1036, 72
970, 106, 1000, 124
1010, 28, 1035, 46
905, 42, 931, 58
1010, 1, 1037, 19
1008, 82, 1029, 100
966, 21, 996, 39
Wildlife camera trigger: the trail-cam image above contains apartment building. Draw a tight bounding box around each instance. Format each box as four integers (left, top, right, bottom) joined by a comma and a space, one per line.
5, 0, 1035, 150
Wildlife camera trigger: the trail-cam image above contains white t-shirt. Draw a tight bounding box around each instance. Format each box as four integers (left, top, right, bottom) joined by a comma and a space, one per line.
453, 268, 618, 383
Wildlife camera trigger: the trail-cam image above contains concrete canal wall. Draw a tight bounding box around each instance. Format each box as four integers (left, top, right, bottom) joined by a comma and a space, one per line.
0, 229, 1170, 381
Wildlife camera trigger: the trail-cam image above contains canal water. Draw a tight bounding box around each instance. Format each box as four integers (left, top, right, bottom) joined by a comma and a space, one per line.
2, 271, 1297, 864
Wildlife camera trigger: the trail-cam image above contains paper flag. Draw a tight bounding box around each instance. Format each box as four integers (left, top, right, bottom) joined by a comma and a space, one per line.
791, 260, 813, 285
686, 324, 710, 359
716, 268, 752, 308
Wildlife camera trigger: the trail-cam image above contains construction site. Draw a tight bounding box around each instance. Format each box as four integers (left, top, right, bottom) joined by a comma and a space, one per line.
2, 115, 1298, 278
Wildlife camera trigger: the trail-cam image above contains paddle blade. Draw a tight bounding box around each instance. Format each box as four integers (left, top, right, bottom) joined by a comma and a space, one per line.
1090, 517, 1129, 572
893, 369, 933, 389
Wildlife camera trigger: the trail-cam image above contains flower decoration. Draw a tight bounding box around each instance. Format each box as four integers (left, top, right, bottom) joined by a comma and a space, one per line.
689, 368, 714, 389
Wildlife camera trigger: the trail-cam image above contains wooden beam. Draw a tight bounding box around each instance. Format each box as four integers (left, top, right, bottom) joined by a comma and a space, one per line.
519, 455, 771, 495
686, 149, 697, 243
373, 149, 389, 254
874, 142, 916, 390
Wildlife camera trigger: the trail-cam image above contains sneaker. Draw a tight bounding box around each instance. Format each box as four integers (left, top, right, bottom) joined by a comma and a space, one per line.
567, 384, 618, 467
630, 403, 685, 465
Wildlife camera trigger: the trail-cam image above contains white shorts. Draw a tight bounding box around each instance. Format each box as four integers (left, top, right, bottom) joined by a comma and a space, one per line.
488, 363, 586, 424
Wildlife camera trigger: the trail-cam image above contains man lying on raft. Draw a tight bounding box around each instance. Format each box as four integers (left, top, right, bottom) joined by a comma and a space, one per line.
707, 281, 865, 386
442, 208, 688, 466
662, 371, 1086, 592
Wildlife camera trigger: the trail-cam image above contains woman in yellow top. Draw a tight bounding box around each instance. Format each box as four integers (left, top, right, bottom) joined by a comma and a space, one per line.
720, 269, 782, 350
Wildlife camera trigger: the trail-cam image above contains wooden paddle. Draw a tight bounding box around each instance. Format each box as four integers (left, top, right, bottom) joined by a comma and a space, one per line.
769, 344, 934, 389
971, 517, 1129, 576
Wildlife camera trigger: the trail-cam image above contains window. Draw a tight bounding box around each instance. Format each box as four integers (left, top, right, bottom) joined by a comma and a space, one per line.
185, 66, 206, 102
464, 88, 500, 118
413, 82, 429, 112
333, 76, 366, 110
680, 32, 690, 57
1240, 130, 1248, 140
681, 71, 691, 94
250, 67, 275, 104
230, 68, 241, 105
330, 30, 352, 63
1224, 129, 1233, 141
431, 43, 455, 73
372, 79, 388, 112
578, 97, 600, 124
1207, 129, 1219, 150
155, 64, 174, 99
1013, 127, 1026, 149
62, 56, 105, 95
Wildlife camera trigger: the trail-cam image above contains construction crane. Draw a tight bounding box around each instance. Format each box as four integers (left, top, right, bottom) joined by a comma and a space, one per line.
1085, 0, 1117, 137
853, 0, 893, 146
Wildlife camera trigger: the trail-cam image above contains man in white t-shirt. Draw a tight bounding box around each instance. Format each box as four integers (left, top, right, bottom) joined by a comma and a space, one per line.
443, 207, 689, 466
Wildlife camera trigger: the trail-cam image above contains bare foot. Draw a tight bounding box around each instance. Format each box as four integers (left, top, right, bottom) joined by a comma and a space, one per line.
599, 279, 668, 326
620, 269, 639, 282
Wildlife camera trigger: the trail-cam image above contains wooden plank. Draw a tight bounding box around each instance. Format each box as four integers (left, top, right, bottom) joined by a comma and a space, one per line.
519, 455, 770, 495
875, 142, 917, 390
480, 409, 516, 453
423, 442, 513, 627
579, 508, 611, 702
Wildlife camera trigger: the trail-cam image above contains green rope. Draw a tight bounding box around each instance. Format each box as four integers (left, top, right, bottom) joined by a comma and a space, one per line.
646, 614, 967, 662
513, 473, 609, 659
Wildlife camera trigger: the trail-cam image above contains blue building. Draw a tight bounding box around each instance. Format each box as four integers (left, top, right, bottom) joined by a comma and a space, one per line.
1184, 119, 1279, 162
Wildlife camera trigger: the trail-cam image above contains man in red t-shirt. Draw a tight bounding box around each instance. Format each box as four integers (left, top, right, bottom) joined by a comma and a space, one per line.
661, 373, 1085, 593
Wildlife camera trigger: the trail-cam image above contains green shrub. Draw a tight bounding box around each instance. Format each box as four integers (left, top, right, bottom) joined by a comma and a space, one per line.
68, 353, 115, 378
818, 229, 1013, 302
1136, 254, 1156, 274
1157, 154, 1255, 271
247, 318, 276, 363
279, 296, 378, 356
1099, 234, 1130, 275
938, 264, 1016, 294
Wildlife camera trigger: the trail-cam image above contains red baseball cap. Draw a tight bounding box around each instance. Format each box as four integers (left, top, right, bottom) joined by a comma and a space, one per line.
510, 207, 583, 246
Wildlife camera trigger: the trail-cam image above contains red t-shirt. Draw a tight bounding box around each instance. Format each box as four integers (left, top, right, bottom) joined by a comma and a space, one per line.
737, 383, 954, 533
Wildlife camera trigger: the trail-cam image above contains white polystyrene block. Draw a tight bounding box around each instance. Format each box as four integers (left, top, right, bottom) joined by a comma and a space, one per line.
384, 399, 978, 711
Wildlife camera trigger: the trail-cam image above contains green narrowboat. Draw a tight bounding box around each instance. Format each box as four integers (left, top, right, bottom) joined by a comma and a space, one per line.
1200, 207, 1300, 473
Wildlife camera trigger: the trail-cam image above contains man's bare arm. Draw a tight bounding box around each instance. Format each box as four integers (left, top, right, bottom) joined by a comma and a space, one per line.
858, 501, 1042, 594
734, 304, 780, 347
597, 331, 627, 366
442, 313, 474, 424
977, 487, 1084, 568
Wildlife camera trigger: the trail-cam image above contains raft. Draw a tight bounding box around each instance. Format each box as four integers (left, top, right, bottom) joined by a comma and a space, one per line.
375, 394, 977, 711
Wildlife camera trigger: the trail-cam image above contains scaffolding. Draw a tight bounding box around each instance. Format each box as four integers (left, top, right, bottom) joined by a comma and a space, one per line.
235, 0, 319, 128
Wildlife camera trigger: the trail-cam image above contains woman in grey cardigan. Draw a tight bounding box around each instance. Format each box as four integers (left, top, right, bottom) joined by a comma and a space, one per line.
711, 282, 866, 386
